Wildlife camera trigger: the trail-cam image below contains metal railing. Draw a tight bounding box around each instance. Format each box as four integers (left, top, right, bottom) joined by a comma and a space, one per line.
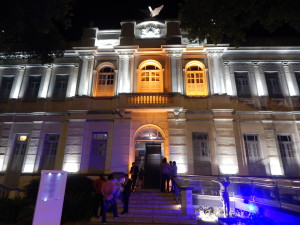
0, 183, 24, 199
174, 175, 300, 212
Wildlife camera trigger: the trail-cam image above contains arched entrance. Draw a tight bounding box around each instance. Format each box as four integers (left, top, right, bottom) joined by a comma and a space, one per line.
134, 125, 165, 189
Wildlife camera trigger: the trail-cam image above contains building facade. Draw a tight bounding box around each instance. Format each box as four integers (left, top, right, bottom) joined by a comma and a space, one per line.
1, 19, 300, 188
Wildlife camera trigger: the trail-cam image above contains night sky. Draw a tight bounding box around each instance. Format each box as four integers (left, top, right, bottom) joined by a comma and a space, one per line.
67, 0, 184, 41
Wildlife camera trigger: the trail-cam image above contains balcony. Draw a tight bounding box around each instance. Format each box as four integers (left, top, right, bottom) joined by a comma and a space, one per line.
119, 93, 175, 106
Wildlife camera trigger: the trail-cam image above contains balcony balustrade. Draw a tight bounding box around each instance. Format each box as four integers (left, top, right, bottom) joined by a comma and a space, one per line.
120, 93, 174, 105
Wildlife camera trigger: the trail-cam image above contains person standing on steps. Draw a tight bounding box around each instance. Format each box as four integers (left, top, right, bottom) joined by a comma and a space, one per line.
130, 162, 139, 191
93, 174, 106, 218
160, 157, 171, 192
137, 167, 144, 189
101, 174, 119, 224
121, 174, 133, 214
171, 161, 178, 192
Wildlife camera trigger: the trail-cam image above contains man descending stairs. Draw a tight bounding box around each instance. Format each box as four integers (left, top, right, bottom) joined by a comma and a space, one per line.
89, 189, 197, 224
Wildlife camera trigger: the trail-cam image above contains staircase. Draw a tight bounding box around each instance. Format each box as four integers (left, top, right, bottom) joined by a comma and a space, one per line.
89, 189, 197, 225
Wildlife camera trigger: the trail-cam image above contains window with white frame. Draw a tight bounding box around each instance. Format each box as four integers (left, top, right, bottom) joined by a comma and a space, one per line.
265, 72, 283, 98
234, 72, 252, 97
5, 134, 28, 187
94, 66, 115, 96
52, 75, 69, 100
244, 134, 266, 176
192, 132, 211, 175
0, 76, 14, 101
24, 75, 41, 101
138, 61, 163, 93
39, 134, 59, 171
277, 134, 300, 176
185, 62, 208, 96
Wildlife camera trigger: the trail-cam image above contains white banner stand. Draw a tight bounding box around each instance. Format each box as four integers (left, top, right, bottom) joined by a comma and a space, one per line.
33, 170, 68, 225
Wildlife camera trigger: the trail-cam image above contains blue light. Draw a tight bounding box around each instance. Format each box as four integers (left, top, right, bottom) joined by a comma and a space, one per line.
248, 204, 257, 213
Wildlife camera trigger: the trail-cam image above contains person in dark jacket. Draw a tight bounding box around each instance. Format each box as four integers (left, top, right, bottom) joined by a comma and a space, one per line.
121, 174, 133, 214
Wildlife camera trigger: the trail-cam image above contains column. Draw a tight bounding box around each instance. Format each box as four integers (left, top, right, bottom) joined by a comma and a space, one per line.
262, 120, 283, 176
77, 56, 89, 96
207, 52, 226, 95
39, 64, 52, 98
85, 56, 95, 96
47, 65, 57, 98
282, 61, 298, 96
167, 51, 183, 93
10, 65, 25, 99
252, 62, 266, 96
223, 61, 234, 96
67, 64, 79, 97
117, 52, 134, 93
212, 110, 239, 175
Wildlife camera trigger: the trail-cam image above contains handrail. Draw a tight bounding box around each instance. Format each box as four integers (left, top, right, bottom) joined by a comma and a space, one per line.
0, 183, 24, 199
176, 175, 300, 210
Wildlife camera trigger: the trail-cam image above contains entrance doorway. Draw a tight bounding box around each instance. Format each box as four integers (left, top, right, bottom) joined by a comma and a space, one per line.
144, 143, 161, 189
134, 125, 165, 189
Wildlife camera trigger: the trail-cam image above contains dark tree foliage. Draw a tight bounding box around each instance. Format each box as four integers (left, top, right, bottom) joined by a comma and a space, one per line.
0, 0, 74, 63
179, 0, 300, 46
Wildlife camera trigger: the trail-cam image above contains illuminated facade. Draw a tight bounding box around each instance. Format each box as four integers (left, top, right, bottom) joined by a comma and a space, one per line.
1, 19, 300, 187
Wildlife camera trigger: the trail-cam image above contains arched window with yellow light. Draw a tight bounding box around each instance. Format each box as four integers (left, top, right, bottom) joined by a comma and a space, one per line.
93, 63, 115, 97
138, 60, 163, 93
185, 61, 208, 96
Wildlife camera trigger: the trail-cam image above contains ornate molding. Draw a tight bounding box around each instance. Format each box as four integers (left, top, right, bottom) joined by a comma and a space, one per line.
282, 61, 289, 66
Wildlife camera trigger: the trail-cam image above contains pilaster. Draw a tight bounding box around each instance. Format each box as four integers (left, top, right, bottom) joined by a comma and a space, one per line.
117, 51, 135, 93
66, 64, 80, 98
40, 64, 52, 98
11, 66, 25, 99
223, 61, 234, 96
212, 110, 238, 175
78, 55, 94, 96
62, 119, 86, 172
166, 50, 183, 93
261, 119, 283, 175
207, 51, 226, 95
168, 109, 188, 174
252, 61, 266, 96
282, 61, 298, 96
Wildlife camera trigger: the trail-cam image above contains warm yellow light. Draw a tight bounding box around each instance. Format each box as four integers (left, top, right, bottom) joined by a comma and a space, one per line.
19, 136, 27, 142
185, 61, 208, 96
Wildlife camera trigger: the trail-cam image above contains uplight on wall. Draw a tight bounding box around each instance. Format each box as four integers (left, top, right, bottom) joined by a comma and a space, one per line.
219, 158, 238, 175
63, 163, 79, 173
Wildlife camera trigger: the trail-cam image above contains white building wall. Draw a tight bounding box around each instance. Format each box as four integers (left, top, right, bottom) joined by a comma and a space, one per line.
62, 119, 86, 172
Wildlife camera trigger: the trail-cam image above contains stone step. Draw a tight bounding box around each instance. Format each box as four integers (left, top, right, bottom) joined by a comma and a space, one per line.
118, 202, 180, 209
122, 207, 182, 214
90, 216, 197, 225
111, 212, 196, 220
117, 199, 177, 205
129, 194, 175, 200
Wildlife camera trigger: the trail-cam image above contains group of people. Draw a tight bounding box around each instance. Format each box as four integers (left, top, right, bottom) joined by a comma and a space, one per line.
93, 158, 177, 223
160, 158, 178, 192
93, 173, 133, 224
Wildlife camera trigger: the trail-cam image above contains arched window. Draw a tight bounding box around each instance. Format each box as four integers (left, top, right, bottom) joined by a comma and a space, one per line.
135, 126, 164, 141
185, 61, 208, 96
138, 60, 163, 93
94, 65, 115, 96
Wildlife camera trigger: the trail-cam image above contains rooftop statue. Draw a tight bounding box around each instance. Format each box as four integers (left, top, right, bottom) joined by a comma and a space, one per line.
148, 5, 164, 17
